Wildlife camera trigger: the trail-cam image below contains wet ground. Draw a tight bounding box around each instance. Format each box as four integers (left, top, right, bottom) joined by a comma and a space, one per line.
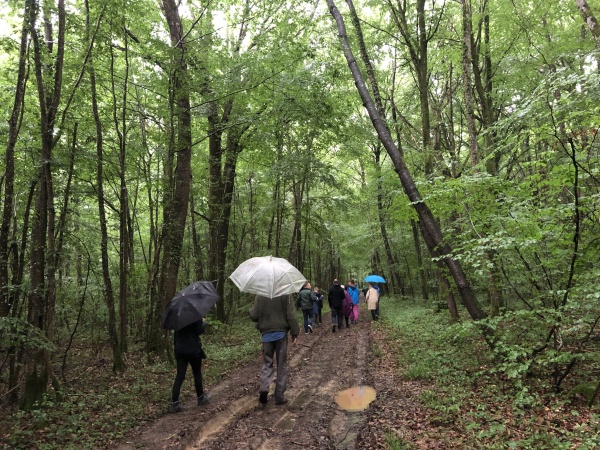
113, 305, 378, 450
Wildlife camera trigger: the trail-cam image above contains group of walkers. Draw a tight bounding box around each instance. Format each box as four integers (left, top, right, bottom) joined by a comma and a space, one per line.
168, 277, 382, 411
297, 278, 370, 334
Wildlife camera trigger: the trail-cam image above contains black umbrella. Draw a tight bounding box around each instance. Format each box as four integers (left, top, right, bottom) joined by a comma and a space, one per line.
162, 281, 220, 331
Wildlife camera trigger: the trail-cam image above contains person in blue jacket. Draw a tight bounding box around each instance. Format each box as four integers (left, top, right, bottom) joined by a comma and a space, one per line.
346, 279, 360, 324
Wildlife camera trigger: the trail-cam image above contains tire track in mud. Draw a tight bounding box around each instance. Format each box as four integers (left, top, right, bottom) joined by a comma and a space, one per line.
188, 314, 372, 450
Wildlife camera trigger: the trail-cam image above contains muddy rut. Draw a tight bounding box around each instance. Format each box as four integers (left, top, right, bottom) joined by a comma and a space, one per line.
114, 310, 374, 450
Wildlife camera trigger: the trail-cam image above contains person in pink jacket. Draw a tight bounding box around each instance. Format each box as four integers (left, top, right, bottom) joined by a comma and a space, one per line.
341, 285, 353, 329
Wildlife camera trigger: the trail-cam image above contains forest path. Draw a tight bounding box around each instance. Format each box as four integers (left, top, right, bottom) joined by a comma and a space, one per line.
113, 303, 384, 450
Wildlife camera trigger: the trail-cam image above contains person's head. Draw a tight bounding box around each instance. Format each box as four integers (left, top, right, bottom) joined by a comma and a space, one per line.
368, 282, 374, 287
348, 279, 355, 286
314, 286, 319, 292
333, 279, 339, 285
303, 281, 311, 289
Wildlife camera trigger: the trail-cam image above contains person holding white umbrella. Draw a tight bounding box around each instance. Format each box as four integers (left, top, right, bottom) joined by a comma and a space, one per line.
230, 256, 303, 406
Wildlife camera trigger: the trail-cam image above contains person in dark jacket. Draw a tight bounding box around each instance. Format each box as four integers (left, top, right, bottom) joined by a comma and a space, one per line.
249, 294, 300, 406
328, 279, 346, 333
298, 281, 316, 334
169, 319, 209, 413
313, 287, 324, 325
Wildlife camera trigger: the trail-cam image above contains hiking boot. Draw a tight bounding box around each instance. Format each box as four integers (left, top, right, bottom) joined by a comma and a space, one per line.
169, 401, 183, 413
275, 398, 288, 405
259, 391, 268, 406
308, 324, 313, 333
331, 324, 336, 333
197, 393, 211, 406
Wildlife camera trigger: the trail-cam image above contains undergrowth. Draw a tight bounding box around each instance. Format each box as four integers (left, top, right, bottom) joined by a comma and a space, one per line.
0, 318, 260, 449
380, 300, 600, 449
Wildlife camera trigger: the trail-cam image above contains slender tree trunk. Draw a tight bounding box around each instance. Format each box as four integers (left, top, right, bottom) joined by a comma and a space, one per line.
411, 219, 429, 301
461, 0, 480, 167
373, 146, 405, 295
575, 0, 600, 38
22, 0, 68, 408
0, 0, 31, 318
150, 0, 193, 351
87, 0, 125, 373
110, 27, 131, 353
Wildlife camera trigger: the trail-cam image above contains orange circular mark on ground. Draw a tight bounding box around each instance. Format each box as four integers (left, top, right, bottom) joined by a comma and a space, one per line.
334, 386, 376, 411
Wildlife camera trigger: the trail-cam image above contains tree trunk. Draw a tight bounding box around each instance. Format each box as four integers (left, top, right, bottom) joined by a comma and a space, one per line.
110, 27, 131, 353
411, 219, 429, 301
461, 0, 480, 167
87, 0, 125, 373
22, 0, 68, 408
0, 0, 32, 318
373, 146, 405, 295
151, 0, 193, 350
575, 0, 600, 38
326, 0, 488, 327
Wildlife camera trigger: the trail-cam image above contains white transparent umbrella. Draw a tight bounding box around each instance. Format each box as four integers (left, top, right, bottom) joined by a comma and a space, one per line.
229, 255, 306, 298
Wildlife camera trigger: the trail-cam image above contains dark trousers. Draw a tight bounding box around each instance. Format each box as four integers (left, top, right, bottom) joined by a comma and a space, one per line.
316, 305, 323, 324
331, 307, 343, 328
371, 309, 377, 320
172, 353, 203, 403
261, 336, 288, 402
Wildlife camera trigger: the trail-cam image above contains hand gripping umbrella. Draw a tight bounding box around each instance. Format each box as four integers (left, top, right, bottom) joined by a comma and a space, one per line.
162, 281, 219, 331
364, 274, 386, 283
229, 255, 306, 298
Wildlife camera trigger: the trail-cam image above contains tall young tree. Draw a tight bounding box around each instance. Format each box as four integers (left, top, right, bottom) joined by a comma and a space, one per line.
326, 0, 489, 330
86, 0, 125, 373
22, 0, 66, 408
0, 0, 31, 318
147, 0, 193, 353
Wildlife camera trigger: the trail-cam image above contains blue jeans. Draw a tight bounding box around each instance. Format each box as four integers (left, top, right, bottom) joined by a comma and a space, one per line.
302, 308, 314, 332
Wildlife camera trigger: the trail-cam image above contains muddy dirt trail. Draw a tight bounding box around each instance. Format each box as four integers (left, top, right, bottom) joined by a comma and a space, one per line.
113, 307, 377, 450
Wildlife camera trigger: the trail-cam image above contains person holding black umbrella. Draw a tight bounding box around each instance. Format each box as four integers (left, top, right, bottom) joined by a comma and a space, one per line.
169, 318, 210, 413
162, 281, 220, 413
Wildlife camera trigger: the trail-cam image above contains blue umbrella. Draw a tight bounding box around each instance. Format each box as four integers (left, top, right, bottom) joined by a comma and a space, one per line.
364, 274, 386, 283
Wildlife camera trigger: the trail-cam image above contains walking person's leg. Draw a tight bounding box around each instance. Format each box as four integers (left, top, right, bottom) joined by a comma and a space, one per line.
302, 309, 309, 333
337, 308, 344, 330
189, 355, 209, 405
331, 308, 337, 332
260, 341, 276, 404
170, 356, 189, 412
375, 299, 380, 318
273, 336, 289, 404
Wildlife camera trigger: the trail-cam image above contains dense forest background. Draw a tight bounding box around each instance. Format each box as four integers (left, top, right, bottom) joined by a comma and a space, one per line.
0, 0, 599, 432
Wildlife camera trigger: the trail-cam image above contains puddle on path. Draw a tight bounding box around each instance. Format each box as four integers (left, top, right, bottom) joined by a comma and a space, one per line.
334, 386, 376, 412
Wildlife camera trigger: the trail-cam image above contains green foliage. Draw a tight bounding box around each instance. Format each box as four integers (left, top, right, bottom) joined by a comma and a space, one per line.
0, 319, 260, 449
0, 317, 55, 353
381, 300, 600, 448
